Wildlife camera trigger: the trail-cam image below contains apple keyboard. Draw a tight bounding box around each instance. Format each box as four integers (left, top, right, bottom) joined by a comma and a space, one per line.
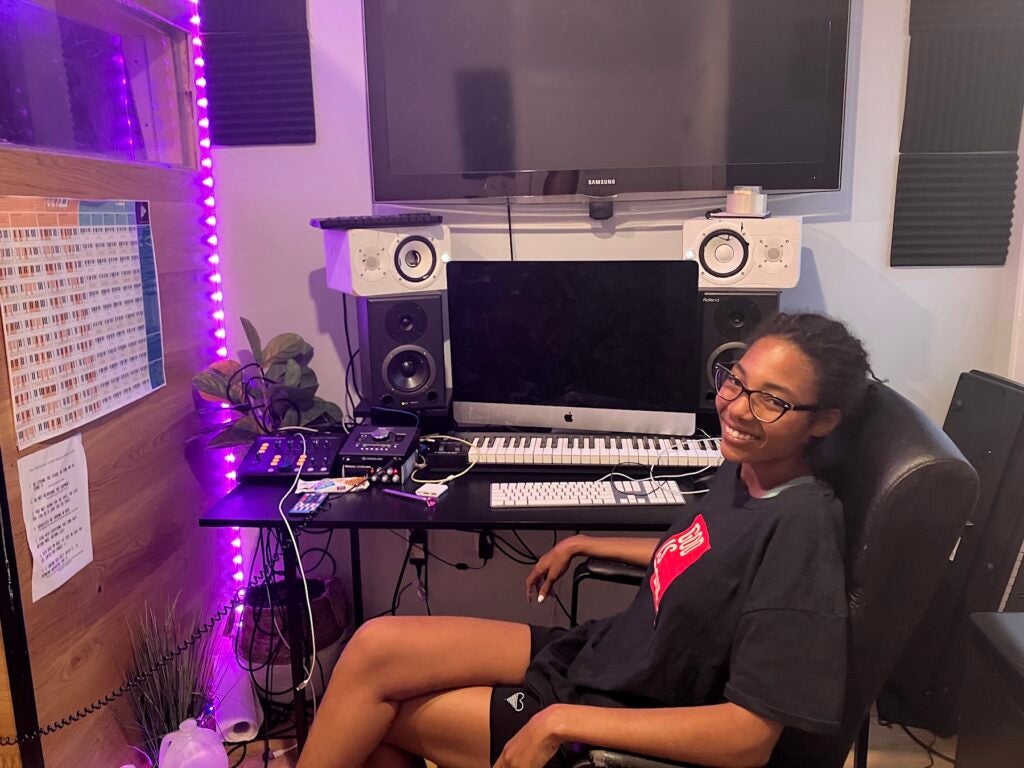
489, 479, 688, 508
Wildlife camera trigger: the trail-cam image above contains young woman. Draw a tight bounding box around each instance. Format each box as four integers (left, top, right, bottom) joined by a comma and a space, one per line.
297, 312, 873, 768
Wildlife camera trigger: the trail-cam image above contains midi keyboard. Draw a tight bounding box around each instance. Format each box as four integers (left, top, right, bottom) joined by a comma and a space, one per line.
453, 432, 723, 471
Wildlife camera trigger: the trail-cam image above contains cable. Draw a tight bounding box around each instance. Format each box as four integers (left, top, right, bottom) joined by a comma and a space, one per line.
0, 546, 282, 746
273, 432, 318, 692
898, 724, 953, 765
498, 531, 571, 622
506, 198, 515, 261
370, 406, 420, 429
342, 293, 363, 406
301, 545, 337, 575
412, 434, 478, 484
386, 529, 487, 570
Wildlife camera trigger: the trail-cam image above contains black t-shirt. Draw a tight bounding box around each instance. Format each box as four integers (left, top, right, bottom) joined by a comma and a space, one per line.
525, 462, 848, 734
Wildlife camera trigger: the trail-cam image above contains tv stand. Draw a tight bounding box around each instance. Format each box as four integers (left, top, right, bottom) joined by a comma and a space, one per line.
588, 199, 613, 221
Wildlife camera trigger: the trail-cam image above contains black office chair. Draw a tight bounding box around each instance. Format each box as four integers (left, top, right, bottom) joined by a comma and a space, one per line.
569, 383, 979, 768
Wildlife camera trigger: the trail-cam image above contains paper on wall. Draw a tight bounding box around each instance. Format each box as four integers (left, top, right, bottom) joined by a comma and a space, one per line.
0, 197, 166, 450
18, 434, 93, 602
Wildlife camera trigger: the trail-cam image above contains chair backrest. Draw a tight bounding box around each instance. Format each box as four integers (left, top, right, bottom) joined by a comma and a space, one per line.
769, 383, 979, 767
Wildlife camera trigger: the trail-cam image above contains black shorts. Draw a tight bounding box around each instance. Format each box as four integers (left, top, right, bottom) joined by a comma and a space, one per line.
489, 625, 578, 768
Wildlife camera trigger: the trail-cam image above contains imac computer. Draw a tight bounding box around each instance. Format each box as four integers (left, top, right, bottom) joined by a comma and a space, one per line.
446, 261, 700, 436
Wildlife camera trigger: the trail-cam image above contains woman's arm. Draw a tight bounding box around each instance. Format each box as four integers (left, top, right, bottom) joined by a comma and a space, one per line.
498, 701, 782, 768
571, 535, 661, 568
526, 535, 659, 602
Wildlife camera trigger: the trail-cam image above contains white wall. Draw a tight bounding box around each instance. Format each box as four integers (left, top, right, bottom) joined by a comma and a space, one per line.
213, 0, 1023, 621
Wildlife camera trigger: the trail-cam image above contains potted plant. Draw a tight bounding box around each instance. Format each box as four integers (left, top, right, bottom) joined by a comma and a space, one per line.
193, 318, 343, 447
122, 600, 218, 764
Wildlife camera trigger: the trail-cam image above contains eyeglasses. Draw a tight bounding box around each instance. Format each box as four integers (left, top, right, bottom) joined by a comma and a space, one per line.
713, 363, 822, 423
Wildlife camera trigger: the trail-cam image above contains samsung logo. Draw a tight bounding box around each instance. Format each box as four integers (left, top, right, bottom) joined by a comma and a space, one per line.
587, 178, 616, 186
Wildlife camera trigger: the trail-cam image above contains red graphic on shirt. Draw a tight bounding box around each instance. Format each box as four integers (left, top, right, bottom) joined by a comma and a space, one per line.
649, 514, 711, 613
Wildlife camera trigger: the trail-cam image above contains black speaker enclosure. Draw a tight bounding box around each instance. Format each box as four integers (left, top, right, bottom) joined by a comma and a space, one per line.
356, 293, 449, 411
699, 292, 780, 412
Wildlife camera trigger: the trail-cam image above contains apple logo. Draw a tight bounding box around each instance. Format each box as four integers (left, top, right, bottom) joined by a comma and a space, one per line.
564, 412, 573, 423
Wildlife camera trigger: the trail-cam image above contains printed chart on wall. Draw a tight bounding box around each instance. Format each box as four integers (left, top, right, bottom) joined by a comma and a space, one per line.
0, 197, 165, 450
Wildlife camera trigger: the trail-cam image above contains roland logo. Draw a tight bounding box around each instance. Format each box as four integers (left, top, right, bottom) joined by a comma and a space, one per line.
703, 295, 721, 304
587, 178, 616, 186
564, 412, 574, 423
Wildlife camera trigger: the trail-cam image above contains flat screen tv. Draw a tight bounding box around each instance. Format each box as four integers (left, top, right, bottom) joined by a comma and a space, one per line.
362, 0, 850, 203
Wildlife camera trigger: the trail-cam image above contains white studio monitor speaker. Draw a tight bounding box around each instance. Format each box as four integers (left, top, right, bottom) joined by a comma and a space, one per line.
324, 224, 451, 297
682, 217, 801, 291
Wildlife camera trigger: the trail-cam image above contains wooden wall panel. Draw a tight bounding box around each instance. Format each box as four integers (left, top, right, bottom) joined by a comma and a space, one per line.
0, 633, 17, 768
0, 138, 228, 767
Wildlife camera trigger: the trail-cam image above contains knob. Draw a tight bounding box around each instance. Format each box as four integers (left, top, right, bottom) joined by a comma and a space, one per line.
370, 427, 392, 442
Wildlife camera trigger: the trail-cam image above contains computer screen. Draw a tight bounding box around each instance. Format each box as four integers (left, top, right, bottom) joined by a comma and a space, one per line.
446, 260, 700, 435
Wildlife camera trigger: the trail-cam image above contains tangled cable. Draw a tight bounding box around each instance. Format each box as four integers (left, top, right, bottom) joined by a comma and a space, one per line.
0, 554, 281, 747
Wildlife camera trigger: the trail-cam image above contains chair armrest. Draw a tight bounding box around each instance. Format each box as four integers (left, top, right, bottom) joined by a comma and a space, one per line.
583, 749, 702, 768
574, 558, 646, 586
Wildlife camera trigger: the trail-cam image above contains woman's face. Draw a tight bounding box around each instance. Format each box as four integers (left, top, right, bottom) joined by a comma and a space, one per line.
715, 336, 839, 466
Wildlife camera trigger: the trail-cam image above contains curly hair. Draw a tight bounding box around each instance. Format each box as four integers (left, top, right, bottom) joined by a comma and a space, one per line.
746, 312, 874, 419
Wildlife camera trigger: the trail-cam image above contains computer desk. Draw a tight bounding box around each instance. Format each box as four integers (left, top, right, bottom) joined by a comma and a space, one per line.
199, 472, 684, 749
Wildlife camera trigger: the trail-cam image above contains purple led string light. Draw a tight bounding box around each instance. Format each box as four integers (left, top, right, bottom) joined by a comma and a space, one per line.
188, 1, 246, 613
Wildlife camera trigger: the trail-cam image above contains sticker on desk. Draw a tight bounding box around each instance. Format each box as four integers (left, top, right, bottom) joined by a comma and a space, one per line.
296, 476, 369, 494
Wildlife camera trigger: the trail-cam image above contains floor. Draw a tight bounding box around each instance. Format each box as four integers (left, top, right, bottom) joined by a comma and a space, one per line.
237, 712, 958, 767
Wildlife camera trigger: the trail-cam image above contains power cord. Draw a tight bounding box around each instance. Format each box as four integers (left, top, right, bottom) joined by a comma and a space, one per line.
897, 723, 954, 766
506, 198, 515, 261
412, 434, 478, 484
273, 432, 318, 693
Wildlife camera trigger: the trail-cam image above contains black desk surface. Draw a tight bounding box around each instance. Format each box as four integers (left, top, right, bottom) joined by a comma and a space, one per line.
199, 473, 683, 531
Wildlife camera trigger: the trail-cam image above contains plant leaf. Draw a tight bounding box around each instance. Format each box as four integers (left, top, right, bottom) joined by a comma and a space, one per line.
240, 317, 263, 365
298, 366, 319, 392
193, 359, 242, 402
300, 399, 328, 426
282, 359, 302, 388
264, 361, 287, 383
208, 415, 262, 447
276, 384, 316, 410
302, 397, 342, 426
262, 333, 313, 367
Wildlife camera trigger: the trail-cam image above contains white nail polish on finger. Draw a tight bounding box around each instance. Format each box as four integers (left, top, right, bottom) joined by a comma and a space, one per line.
538, 594, 546, 603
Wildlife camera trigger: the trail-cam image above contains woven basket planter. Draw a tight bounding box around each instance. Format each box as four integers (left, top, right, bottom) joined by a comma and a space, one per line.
238, 576, 349, 666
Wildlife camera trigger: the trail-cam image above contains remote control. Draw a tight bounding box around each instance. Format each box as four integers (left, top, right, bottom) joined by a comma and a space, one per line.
288, 492, 329, 516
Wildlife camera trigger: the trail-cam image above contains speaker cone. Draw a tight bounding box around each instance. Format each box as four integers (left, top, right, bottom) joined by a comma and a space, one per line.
384, 301, 428, 343
699, 229, 749, 278
706, 342, 749, 391
382, 345, 436, 394
713, 296, 763, 339
394, 235, 438, 283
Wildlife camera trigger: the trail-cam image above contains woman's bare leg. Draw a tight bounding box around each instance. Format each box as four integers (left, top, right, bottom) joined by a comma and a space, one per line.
384, 687, 494, 768
296, 616, 531, 768
364, 743, 426, 768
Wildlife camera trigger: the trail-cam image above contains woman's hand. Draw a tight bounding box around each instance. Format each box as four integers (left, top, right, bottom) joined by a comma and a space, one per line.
526, 536, 587, 603
494, 706, 565, 768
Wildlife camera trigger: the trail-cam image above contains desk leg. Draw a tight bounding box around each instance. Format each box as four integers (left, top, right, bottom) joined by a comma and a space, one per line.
282, 537, 309, 750
351, 529, 364, 625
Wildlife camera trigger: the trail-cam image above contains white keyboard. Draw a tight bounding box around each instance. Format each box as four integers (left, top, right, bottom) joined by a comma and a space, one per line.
490, 480, 689, 508
460, 433, 722, 469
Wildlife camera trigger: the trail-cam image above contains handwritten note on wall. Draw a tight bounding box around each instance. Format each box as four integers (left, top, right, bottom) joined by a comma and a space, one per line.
18, 434, 93, 602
